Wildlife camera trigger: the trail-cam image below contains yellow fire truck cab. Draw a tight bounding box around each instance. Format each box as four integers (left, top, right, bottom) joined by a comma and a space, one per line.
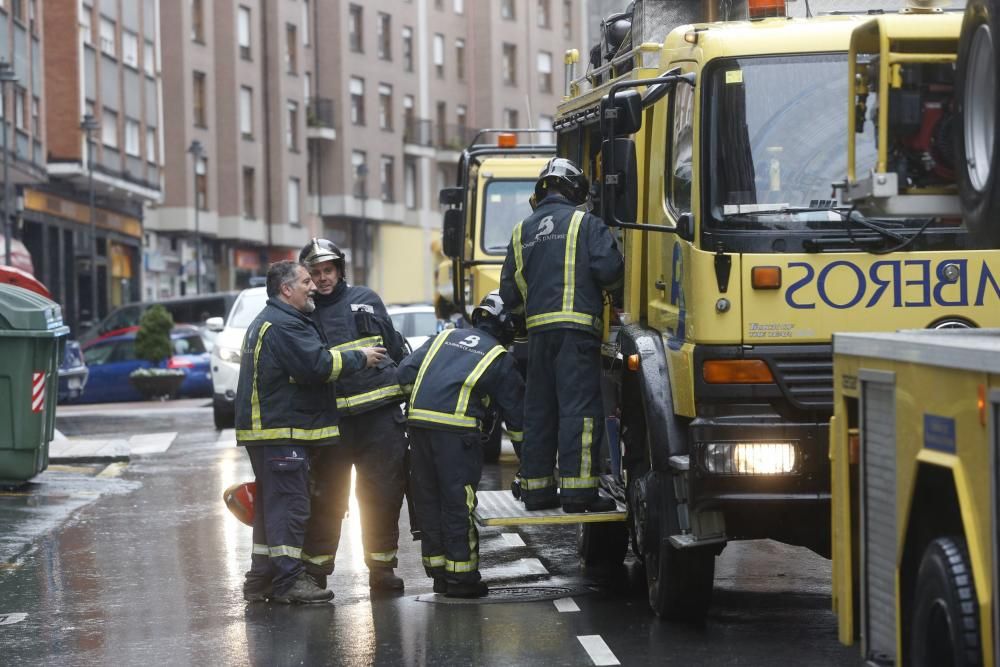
551, 0, 1000, 623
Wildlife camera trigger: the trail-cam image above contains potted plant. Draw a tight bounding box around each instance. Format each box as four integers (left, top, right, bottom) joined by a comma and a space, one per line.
128, 305, 185, 400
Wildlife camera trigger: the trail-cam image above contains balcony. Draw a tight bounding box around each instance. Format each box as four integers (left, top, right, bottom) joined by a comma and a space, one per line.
306, 97, 336, 141
403, 118, 434, 147
403, 118, 478, 154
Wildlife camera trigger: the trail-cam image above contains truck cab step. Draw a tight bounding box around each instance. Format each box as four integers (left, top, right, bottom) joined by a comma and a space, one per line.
474, 490, 627, 527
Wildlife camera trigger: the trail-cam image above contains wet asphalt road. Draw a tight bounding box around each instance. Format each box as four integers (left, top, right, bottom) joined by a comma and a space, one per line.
0, 402, 859, 666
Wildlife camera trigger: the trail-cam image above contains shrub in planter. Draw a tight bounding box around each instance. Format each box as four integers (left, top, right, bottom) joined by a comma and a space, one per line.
129, 305, 185, 400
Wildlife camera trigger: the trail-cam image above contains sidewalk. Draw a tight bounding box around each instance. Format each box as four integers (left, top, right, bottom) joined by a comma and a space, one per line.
48, 430, 178, 463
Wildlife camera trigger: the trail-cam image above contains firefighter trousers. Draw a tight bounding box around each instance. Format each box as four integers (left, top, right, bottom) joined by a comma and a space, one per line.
246, 445, 311, 595
408, 426, 483, 584
302, 403, 407, 574
521, 328, 605, 505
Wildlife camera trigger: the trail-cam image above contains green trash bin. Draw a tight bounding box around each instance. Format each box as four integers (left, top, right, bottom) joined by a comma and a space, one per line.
0, 284, 70, 485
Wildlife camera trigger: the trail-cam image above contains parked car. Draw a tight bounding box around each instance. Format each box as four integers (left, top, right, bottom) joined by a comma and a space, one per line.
80, 292, 240, 343
386, 304, 440, 352
71, 325, 212, 404
208, 287, 268, 429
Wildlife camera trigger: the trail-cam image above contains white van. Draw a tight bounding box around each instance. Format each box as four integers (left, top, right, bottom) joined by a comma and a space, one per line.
206, 287, 267, 429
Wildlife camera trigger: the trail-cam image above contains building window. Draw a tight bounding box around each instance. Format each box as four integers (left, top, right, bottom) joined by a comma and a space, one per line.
80, 6, 92, 46
146, 127, 156, 163
538, 113, 554, 143
122, 30, 138, 68
454, 0, 464, 14
286, 100, 298, 150
404, 157, 417, 209
243, 167, 255, 219
288, 178, 300, 224
455, 38, 465, 81
538, 51, 553, 94
352, 150, 367, 197
378, 83, 392, 131
538, 0, 551, 28
380, 156, 394, 202
125, 118, 140, 156
502, 43, 516, 85
239, 86, 253, 137
403, 94, 415, 135
402, 27, 413, 72
13, 88, 24, 130
196, 156, 208, 210
350, 77, 365, 126
193, 71, 207, 128
501, 0, 515, 20
238, 6, 251, 59
349, 4, 363, 53
302, 0, 310, 46
10, 0, 23, 22
102, 108, 117, 148
100, 17, 116, 56
285, 23, 297, 74
30, 96, 38, 134
377, 13, 391, 60
563, 0, 573, 39
456, 104, 467, 141
434, 0, 443, 9
191, 0, 204, 42
433, 34, 444, 79
503, 107, 518, 129
143, 40, 155, 76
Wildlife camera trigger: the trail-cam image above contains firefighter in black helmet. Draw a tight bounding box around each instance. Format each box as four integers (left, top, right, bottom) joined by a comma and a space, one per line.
500, 157, 624, 513
397, 290, 524, 598
298, 237, 411, 593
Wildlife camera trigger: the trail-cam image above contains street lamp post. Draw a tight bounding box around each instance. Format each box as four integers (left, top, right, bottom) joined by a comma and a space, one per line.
188, 140, 205, 295
81, 114, 100, 326
356, 163, 368, 285
0, 61, 18, 267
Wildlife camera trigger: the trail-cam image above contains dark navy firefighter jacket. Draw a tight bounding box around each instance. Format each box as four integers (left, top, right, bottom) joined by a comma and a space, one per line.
235, 299, 366, 447
311, 281, 408, 416
397, 327, 525, 444
500, 194, 624, 337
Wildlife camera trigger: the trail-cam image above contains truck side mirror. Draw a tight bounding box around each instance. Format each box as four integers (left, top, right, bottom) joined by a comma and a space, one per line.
439, 187, 464, 206
601, 89, 643, 136
601, 138, 638, 225
442, 209, 464, 259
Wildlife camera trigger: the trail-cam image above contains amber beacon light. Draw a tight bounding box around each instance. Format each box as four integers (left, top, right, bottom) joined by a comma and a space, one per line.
748, 0, 787, 19
751, 266, 782, 290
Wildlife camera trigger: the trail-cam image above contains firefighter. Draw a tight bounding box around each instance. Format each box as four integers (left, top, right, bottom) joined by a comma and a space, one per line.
499, 157, 624, 513
298, 238, 411, 592
397, 291, 524, 598
237, 260, 385, 604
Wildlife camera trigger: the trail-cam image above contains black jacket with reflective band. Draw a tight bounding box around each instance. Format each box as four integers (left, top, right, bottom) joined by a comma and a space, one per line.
397, 327, 524, 438
311, 281, 408, 416
235, 299, 365, 447
500, 194, 624, 337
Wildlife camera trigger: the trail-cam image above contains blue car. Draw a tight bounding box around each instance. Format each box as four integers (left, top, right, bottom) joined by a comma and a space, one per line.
73, 325, 213, 403
57, 339, 89, 402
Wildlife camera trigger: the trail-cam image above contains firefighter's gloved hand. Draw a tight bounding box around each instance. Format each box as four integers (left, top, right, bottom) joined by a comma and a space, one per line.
361, 346, 388, 368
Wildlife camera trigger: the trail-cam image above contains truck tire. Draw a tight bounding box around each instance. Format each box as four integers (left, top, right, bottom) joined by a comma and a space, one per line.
644, 475, 715, 623
577, 521, 629, 569
956, 0, 1000, 247
909, 536, 982, 667
213, 399, 234, 430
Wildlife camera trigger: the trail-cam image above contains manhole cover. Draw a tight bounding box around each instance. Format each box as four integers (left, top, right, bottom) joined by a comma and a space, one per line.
415, 583, 594, 605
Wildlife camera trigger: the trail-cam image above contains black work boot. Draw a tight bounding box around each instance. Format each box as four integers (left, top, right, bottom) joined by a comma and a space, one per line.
307, 571, 328, 591
369, 568, 405, 591
523, 495, 560, 511
242, 577, 272, 603
562, 495, 617, 514
432, 577, 448, 594
446, 580, 489, 598
272, 574, 335, 604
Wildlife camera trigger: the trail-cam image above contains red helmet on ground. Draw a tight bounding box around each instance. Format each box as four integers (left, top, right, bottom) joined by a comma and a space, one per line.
223, 481, 257, 526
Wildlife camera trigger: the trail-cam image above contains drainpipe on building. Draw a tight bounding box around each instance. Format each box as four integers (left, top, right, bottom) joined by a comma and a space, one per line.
260, 0, 274, 268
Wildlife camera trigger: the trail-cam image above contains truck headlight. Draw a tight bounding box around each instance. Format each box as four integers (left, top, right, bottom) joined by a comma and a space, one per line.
701, 442, 798, 475
215, 346, 242, 364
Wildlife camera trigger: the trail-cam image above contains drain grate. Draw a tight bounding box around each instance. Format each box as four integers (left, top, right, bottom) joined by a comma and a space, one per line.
415, 583, 594, 605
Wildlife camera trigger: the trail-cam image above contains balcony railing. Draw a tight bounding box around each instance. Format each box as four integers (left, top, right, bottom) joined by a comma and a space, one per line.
404, 118, 479, 151
307, 97, 335, 129
404, 118, 434, 147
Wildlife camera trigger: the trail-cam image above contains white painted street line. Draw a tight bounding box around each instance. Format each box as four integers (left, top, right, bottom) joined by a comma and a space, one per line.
577, 635, 620, 666
97, 462, 127, 479
128, 432, 178, 456
501, 533, 526, 547
0, 613, 27, 626
553, 597, 580, 613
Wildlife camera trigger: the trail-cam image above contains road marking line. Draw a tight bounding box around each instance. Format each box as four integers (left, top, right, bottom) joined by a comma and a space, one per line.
0, 613, 27, 626
501, 533, 526, 547
577, 635, 620, 666
128, 432, 178, 455
97, 462, 127, 479
553, 597, 579, 613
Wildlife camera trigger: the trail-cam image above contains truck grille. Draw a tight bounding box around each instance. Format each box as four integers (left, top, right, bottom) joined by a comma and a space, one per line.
770, 351, 834, 411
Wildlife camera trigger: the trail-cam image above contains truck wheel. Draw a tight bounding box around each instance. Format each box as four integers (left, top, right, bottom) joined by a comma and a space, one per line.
213, 400, 234, 430
956, 0, 1000, 247
577, 521, 629, 569
909, 536, 982, 667
645, 476, 715, 623
483, 420, 502, 463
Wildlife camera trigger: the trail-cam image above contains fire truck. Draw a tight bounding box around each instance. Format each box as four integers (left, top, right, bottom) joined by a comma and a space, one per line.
478, 0, 1000, 625
829, 1, 999, 665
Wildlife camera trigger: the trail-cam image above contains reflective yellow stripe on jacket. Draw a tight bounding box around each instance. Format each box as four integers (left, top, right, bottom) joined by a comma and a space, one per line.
512, 220, 528, 305
236, 425, 341, 441
336, 385, 404, 411
331, 335, 383, 352
250, 322, 273, 431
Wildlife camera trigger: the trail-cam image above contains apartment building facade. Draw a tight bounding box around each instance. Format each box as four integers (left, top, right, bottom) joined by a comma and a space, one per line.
145, 0, 313, 299
33, 0, 162, 332
310, 0, 584, 304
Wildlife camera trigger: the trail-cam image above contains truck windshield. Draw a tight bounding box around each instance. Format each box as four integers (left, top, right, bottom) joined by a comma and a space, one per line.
706, 53, 882, 231
481, 179, 535, 254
